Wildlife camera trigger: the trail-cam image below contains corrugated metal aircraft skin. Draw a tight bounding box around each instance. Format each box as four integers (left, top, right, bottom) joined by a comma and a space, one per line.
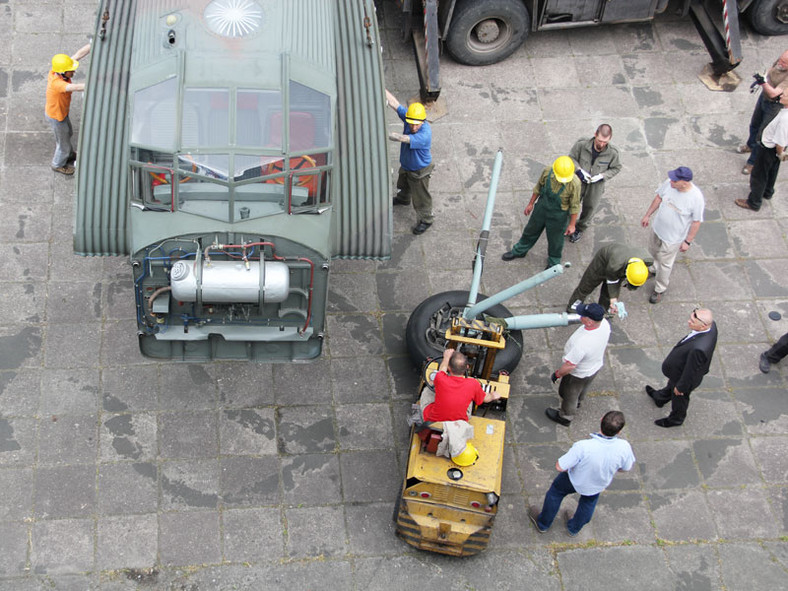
75, 0, 389, 258
74, 0, 137, 256
334, 0, 391, 259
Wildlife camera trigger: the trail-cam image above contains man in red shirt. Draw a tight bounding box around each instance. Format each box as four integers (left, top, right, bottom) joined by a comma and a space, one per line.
45, 44, 91, 175
419, 349, 500, 422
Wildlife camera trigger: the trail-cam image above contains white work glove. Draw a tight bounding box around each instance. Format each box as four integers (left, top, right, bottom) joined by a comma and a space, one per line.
589, 173, 604, 183
388, 132, 409, 143
614, 301, 628, 319
576, 168, 591, 183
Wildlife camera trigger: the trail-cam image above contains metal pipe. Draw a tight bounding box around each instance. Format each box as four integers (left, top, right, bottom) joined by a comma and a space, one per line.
503, 312, 581, 330
466, 149, 503, 310
463, 262, 570, 320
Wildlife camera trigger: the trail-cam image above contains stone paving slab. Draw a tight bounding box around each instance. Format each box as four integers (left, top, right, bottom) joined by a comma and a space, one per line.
1, 0, 788, 589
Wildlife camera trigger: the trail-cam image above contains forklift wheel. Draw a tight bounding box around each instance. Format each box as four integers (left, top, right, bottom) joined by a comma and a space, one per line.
405, 290, 524, 374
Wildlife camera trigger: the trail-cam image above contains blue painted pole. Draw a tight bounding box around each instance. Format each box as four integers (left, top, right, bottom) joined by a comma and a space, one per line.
466, 149, 503, 309
503, 313, 581, 330
462, 263, 570, 320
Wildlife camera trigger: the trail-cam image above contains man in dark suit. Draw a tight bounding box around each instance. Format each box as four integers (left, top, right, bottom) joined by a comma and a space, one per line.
645, 308, 717, 428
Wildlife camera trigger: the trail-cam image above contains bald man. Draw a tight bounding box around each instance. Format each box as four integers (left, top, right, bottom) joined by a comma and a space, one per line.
645, 308, 717, 427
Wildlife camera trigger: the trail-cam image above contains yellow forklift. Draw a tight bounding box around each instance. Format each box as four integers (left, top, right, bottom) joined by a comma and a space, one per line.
394, 317, 510, 556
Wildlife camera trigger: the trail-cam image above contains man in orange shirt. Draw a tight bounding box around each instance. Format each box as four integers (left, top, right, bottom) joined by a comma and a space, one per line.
45, 44, 91, 175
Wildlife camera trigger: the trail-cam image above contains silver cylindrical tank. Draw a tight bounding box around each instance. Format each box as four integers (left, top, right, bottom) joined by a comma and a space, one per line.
170, 260, 289, 304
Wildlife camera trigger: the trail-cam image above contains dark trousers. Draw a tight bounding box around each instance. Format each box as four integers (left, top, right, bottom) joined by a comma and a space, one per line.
765, 332, 788, 364
746, 95, 781, 166
396, 163, 434, 224
567, 256, 616, 310
536, 471, 599, 535
746, 145, 780, 210
651, 380, 691, 424
511, 206, 569, 266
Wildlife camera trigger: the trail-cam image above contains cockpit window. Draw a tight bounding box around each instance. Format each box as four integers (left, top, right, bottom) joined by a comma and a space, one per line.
237, 89, 282, 148
131, 77, 178, 149
289, 81, 331, 149
182, 88, 230, 148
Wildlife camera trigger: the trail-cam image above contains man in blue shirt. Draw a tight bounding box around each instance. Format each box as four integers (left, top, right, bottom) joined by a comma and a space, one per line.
528, 411, 635, 536
386, 89, 434, 235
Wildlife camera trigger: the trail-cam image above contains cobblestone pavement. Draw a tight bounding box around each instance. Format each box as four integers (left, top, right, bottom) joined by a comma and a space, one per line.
1, 0, 788, 589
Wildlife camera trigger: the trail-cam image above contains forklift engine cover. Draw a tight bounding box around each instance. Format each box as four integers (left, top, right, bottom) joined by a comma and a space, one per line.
170, 260, 289, 304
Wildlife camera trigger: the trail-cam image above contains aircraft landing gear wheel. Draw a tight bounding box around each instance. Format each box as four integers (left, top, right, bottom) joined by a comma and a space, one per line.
405, 290, 524, 374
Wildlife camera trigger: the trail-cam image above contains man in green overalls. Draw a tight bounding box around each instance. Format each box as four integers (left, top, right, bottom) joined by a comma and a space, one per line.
502, 156, 582, 267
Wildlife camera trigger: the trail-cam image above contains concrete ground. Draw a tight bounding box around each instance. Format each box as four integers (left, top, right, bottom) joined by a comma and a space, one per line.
1, 0, 788, 589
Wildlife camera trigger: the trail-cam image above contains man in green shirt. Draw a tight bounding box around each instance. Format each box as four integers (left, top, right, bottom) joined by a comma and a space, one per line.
502, 156, 581, 268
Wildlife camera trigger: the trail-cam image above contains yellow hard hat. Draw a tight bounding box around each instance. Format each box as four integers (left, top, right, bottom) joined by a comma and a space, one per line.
405, 102, 427, 124
552, 156, 575, 184
52, 54, 79, 74
626, 258, 649, 286
451, 442, 479, 466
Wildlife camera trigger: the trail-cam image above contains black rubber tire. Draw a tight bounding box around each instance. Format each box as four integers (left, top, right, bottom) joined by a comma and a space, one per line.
445, 0, 530, 66
747, 0, 788, 36
405, 290, 524, 374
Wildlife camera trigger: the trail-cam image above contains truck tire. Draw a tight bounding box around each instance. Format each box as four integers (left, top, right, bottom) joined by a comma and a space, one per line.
747, 0, 788, 36
445, 0, 530, 66
405, 290, 524, 374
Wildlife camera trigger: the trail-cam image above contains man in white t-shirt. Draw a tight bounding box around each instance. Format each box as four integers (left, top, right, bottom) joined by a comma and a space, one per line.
528, 411, 635, 536
640, 167, 704, 304
545, 303, 611, 427
736, 94, 788, 212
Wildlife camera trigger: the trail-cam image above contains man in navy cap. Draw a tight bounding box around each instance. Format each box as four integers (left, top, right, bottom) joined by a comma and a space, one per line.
640, 167, 704, 304
545, 303, 611, 427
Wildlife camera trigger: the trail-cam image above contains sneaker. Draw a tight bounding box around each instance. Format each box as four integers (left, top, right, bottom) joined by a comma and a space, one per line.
52, 165, 75, 176
528, 506, 548, 533
736, 144, 751, 154
759, 352, 772, 374
649, 290, 662, 304
568, 230, 582, 243
742, 164, 753, 175
567, 300, 581, 313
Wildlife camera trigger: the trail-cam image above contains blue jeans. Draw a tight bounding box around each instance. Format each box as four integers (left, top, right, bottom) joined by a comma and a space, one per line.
536, 471, 599, 535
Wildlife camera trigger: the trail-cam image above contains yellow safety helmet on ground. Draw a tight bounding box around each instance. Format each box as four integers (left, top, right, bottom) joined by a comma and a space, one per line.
451, 442, 479, 466
52, 54, 79, 74
405, 102, 427, 124
626, 257, 649, 286
552, 156, 575, 184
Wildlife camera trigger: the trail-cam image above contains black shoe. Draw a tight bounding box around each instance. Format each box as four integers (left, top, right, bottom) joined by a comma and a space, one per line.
759, 352, 772, 374
568, 230, 582, 243
649, 290, 662, 304
501, 251, 521, 261
412, 221, 432, 235
393, 196, 410, 206
545, 407, 571, 427
645, 385, 669, 408
528, 506, 548, 533
654, 418, 683, 428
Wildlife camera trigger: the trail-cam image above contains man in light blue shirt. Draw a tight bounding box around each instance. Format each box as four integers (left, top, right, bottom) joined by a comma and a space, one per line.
528, 411, 635, 536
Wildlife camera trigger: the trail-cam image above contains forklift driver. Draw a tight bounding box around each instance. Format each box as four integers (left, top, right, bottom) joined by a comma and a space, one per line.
418, 349, 501, 423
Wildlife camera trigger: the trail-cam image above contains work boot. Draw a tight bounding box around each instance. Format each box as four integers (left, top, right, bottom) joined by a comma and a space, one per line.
412, 221, 432, 235
52, 165, 75, 176
649, 290, 662, 304
759, 352, 772, 374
